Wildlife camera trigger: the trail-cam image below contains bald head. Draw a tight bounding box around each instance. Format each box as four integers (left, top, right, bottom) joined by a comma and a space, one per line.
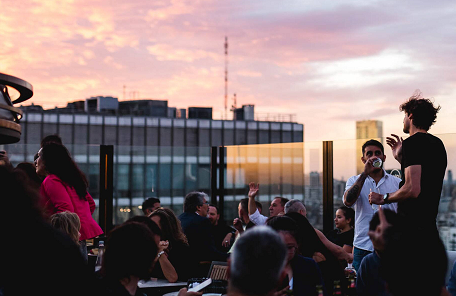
284, 199, 306, 217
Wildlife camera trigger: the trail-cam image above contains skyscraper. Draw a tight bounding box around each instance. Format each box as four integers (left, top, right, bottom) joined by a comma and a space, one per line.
356, 120, 383, 174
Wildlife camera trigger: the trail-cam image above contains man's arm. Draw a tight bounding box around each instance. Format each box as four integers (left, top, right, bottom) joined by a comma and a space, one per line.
315, 228, 353, 263
344, 157, 376, 207
247, 182, 259, 215
344, 173, 368, 207
370, 165, 421, 205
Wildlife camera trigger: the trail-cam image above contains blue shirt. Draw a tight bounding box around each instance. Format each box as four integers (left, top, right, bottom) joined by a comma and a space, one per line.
356, 252, 391, 296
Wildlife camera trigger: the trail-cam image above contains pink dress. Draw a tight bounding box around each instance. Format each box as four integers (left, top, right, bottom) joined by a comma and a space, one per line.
40, 174, 103, 241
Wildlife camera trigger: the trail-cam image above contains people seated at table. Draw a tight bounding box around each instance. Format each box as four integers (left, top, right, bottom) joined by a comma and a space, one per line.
267, 216, 325, 296
50, 211, 82, 245
149, 208, 194, 282
356, 209, 398, 296
208, 204, 236, 253
285, 212, 347, 295
247, 182, 289, 225
178, 192, 229, 276
95, 221, 160, 296
325, 206, 355, 253
141, 197, 160, 216
227, 226, 288, 296
37, 143, 103, 259
0, 165, 92, 296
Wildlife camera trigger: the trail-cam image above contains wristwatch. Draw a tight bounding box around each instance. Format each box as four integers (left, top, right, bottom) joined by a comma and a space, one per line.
157, 251, 165, 259
383, 193, 390, 204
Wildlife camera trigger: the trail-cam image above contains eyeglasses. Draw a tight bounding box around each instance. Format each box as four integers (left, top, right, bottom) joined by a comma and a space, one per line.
287, 245, 298, 251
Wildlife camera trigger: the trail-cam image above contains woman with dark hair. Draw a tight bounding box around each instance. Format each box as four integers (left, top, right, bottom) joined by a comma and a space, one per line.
36, 143, 103, 258
97, 222, 159, 296
149, 208, 193, 282
326, 206, 355, 253
267, 216, 325, 296
285, 212, 347, 295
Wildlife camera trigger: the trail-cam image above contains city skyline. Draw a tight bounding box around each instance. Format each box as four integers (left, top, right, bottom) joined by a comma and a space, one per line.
3, 0, 456, 141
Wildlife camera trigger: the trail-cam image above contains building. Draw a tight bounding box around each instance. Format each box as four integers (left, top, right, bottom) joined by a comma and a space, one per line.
356, 120, 383, 174
233, 105, 255, 121
11, 96, 304, 223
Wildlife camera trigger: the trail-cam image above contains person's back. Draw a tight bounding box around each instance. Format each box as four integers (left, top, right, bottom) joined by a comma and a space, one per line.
0, 166, 92, 296
179, 192, 228, 265
398, 132, 447, 230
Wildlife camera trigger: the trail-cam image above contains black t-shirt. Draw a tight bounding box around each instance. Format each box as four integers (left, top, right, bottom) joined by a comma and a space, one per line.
211, 222, 235, 253
325, 228, 354, 248
398, 132, 447, 230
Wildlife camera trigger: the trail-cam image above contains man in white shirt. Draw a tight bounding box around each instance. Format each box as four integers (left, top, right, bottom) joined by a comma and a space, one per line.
247, 182, 289, 226
343, 140, 400, 271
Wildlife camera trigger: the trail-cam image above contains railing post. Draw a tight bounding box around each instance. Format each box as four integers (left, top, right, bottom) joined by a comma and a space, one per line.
218, 146, 225, 221
322, 141, 334, 234
99, 145, 113, 234
211, 147, 218, 205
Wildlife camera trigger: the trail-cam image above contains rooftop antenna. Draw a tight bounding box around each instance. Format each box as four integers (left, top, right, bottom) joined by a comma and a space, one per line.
230, 93, 237, 112
224, 36, 228, 120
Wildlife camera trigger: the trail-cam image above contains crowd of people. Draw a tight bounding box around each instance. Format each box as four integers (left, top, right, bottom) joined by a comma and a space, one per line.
0, 94, 453, 296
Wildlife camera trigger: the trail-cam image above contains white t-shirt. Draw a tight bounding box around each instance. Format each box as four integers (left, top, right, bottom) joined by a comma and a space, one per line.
343, 170, 401, 252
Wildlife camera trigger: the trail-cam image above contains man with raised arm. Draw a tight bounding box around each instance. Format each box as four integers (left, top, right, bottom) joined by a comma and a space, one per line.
248, 182, 288, 226
343, 139, 401, 271
369, 94, 447, 238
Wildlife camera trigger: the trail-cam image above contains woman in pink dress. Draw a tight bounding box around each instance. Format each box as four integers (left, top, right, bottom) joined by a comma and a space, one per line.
36, 143, 103, 257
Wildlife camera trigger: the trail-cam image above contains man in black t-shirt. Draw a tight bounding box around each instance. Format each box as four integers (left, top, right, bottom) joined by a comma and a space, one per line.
208, 204, 236, 253
369, 93, 447, 234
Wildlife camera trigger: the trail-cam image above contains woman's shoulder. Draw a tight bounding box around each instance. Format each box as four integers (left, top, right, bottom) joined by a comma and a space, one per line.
42, 174, 65, 186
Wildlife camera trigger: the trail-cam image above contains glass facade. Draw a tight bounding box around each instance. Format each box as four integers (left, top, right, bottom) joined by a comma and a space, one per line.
3, 132, 456, 250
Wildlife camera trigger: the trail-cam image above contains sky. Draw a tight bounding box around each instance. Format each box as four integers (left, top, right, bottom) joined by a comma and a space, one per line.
2, 0, 456, 142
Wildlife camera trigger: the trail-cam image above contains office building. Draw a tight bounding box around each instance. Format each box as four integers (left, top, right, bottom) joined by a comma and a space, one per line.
10, 96, 304, 223
356, 120, 383, 174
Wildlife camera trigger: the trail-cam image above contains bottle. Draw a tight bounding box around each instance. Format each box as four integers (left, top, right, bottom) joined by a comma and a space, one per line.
344, 263, 357, 279
316, 284, 324, 296
332, 280, 342, 295
95, 240, 104, 272
344, 263, 357, 296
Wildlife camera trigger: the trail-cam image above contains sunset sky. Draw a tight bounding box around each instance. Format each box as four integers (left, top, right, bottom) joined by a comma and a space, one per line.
2, 0, 456, 141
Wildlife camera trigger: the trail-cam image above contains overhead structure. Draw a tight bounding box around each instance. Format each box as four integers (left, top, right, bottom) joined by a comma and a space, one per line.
0, 73, 33, 144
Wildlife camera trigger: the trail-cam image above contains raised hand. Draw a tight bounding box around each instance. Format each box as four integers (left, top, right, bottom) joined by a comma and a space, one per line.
386, 134, 403, 163
248, 182, 259, 199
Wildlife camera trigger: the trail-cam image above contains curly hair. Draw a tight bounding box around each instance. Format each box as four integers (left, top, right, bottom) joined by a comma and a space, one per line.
149, 208, 188, 247
400, 92, 440, 131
